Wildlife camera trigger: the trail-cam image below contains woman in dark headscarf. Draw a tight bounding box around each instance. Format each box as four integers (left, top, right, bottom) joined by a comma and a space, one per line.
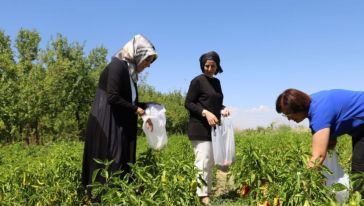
185, 51, 230, 205
82, 34, 157, 192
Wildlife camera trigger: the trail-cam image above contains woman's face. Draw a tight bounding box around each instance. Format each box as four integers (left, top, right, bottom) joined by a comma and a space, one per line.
136, 56, 155, 73
204, 60, 217, 77
281, 109, 307, 123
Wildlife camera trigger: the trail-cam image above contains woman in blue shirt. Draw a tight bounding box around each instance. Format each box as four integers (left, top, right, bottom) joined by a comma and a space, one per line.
276, 88, 364, 196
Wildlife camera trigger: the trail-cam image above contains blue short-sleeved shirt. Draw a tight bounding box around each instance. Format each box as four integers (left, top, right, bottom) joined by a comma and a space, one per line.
308, 89, 364, 139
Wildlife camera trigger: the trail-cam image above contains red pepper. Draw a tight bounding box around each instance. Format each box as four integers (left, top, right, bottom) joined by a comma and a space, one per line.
239, 184, 250, 197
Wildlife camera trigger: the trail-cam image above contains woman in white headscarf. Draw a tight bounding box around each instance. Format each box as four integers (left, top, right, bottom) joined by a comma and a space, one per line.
82, 34, 157, 191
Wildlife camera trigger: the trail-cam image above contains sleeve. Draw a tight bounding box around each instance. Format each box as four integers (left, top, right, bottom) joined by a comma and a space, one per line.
221, 104, 226, 110
310, 100, 335, 134
106, 62, 138, 112
185, 78, 203, 116
136, 102, 147, 110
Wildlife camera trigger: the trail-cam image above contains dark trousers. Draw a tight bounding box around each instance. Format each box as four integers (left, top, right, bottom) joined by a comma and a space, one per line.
351, 126, 364, 197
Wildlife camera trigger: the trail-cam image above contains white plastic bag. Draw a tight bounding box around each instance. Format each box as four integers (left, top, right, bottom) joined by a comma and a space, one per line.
322, 150, 349, 204
211, 116, 235, 166
142, 103, 168, 150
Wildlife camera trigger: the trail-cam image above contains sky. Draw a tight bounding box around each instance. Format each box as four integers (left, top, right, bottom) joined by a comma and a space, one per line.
2, 0, 364, 129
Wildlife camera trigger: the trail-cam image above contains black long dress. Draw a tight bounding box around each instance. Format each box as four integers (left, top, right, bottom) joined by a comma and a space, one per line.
82, 57, 145, 187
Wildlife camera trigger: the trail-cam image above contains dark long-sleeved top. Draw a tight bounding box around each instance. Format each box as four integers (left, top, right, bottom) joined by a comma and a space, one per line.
99, 57, 146, 115
185, 74, 224, 141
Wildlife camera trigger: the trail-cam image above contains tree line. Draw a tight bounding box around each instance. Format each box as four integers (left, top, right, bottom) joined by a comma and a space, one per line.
0, 29, 188, 144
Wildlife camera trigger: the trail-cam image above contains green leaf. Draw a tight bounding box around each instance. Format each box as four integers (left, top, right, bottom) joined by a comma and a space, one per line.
331, 183, 348, 192
92, 168, 101, 183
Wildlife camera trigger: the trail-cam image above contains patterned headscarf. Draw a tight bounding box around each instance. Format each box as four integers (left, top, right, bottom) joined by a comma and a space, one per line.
113, 34, 158, 83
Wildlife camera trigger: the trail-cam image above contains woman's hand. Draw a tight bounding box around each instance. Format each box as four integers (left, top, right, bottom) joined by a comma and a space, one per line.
146, 118, 153, 132
202, 109, 219, 126
136, 107, 145, 116
221, 108, 230, 117
137, 107, 153, 131
308, 128, 330, 168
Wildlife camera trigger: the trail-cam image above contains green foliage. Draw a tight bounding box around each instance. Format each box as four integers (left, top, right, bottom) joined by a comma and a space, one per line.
12, 29, 44, 144
86, 47, 108, 84
0, 141, 84, 205
0, 30, 17, 141
40, 34, 97, 140
15, 29, 41, 64
89, 148, 200, 205
0, 135, 201, 205
1, 132, 364, 205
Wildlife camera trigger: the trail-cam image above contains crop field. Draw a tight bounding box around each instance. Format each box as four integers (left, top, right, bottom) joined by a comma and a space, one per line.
0, 128, 362, 205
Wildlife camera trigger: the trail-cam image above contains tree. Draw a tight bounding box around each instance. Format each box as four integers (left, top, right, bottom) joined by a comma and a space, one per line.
40, 34, 107, 140
0, 30, 17, 142
14, 29, 43, 144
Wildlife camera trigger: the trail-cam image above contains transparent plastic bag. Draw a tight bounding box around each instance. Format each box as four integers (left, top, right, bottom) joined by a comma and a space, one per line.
322, 150, 349, 204
142, 103, 168, 150
211, 116, 235, 166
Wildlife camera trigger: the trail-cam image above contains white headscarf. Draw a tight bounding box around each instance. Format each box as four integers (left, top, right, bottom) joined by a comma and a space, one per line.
113, 34, 158, 83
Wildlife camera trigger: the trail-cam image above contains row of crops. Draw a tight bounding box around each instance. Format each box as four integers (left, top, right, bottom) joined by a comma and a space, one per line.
0, 129, 363, 205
